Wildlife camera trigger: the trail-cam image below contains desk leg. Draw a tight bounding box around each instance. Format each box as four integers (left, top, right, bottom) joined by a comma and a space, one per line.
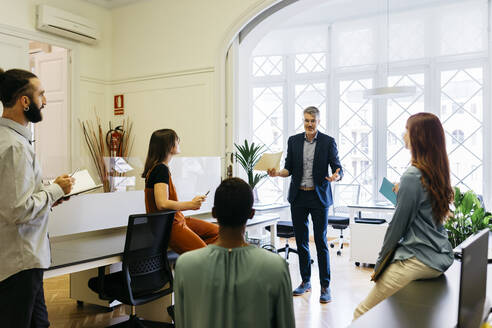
349, 208, 356, 264
69, 266, 121, 308
270, 223, 277, 247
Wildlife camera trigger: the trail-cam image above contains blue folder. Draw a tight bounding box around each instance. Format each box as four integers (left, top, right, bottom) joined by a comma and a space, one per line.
379, 177, 397, 206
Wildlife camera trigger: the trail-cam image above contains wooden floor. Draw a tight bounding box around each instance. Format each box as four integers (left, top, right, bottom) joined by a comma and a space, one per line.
44, 240, 374, 328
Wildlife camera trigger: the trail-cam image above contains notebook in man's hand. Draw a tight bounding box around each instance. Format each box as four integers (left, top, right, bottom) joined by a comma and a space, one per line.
66, 169, 102, 196
371, 248, 396, 282
51, 169, 102, 197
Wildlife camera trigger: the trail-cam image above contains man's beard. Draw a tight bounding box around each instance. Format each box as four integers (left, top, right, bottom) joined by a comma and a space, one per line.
23, 96, 43, 123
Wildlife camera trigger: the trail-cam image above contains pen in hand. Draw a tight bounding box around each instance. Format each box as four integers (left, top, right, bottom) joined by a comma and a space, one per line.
69, 168, 79, 177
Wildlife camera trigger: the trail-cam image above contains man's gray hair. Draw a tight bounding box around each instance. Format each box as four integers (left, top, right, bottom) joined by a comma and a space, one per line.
303, 106, 320, 119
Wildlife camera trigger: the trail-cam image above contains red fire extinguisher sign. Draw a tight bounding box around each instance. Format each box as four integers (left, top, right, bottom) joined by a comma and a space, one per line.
114, 95, 124, 115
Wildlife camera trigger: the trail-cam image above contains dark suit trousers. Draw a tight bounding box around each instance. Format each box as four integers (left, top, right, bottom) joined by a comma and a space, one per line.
0, 268, 50, 328
291, 190, 331, 288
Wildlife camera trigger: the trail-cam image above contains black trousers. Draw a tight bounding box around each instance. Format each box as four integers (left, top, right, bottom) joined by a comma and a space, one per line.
291, 190, 331, 287
0, 268, 50, 328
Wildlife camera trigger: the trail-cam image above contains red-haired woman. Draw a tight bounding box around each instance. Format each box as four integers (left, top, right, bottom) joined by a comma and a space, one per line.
354, 112, 454, 319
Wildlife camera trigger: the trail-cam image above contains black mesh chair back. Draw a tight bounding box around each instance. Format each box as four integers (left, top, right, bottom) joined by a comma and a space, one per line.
87, 211, 176, 327
122, 211, 175, 304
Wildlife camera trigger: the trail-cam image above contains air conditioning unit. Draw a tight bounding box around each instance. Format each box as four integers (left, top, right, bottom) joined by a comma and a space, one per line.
36, 5, 100, 45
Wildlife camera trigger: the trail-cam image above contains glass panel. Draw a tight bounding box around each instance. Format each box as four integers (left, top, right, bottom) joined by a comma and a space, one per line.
252, 86, 284, 202
333, 18, 376, 67
338, 78, 374, 202
295, 53, 327, 73
252, 56, 283, 77
389, 13, 425, 61
255, 177, 284, 204
294, 83, 327, 134
386, 73, 425, 183
440, 67, 483, 194
438, 1, 487, 56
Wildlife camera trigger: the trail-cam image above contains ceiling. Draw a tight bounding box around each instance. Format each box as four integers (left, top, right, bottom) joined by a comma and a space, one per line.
81, 0, 145, 9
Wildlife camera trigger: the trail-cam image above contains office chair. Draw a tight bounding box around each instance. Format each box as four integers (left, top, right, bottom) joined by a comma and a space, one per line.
88, 211, 176, 327
265, 221, 298, 260
328, 184, 360, 256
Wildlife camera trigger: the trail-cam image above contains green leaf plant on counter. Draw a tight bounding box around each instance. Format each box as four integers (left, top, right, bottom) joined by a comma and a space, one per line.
444, 186, 492, 248
234, 140, 267, 190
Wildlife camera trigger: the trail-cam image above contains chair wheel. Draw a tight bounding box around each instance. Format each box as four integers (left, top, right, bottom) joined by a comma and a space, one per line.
330, 243, 334, 248
355, 262, 360, 267
336, 250, 341, 256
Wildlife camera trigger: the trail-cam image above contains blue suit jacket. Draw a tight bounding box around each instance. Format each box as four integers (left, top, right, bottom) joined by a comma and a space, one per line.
284, 132, 343, 208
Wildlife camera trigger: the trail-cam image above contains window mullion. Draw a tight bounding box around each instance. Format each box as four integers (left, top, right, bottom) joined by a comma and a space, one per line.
375, 64, 386, 202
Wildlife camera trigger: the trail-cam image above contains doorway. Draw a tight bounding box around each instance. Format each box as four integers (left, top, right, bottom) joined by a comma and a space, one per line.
29, 41, 71, 179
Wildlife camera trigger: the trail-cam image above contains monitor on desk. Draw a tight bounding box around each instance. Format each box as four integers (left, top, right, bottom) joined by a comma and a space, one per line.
457, 228, 489, 328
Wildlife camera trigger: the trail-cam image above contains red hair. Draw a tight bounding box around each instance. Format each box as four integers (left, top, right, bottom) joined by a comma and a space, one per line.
407, 113, 453, 224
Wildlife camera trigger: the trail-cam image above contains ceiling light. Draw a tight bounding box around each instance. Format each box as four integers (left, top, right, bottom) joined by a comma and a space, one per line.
363, 86, 417, 99
363, 0, 416, 100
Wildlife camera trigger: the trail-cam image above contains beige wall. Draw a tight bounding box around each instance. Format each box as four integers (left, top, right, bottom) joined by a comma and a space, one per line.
109, 0, 275, 188
0, 0, 277, 187
0, 0, 112, 80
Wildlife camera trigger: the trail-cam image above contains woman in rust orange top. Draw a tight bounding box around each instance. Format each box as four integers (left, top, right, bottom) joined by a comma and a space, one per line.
142, 129, 218, 254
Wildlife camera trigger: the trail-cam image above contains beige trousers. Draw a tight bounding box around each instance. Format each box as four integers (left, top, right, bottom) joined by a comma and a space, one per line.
353, 256, 442, 320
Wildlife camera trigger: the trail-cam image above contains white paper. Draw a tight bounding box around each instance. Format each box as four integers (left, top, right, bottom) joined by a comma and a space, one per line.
112, 176, 136, 191
254, 152, 283, 171
103, 157, 134, 174
66, 169, 102, 196
114, 157, 134, 173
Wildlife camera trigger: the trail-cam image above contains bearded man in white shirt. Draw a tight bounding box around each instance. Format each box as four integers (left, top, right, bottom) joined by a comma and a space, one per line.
0, 68, 73, 328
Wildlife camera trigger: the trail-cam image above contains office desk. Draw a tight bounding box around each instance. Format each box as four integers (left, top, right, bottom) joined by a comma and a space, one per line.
46, 229, 125, 279
350, 261, 492, 328
348, 203, 394, 265
47, 213, 279, 277
45, 213, 280, 318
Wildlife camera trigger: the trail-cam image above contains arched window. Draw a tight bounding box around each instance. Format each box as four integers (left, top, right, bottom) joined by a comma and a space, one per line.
238, 0, 489, 203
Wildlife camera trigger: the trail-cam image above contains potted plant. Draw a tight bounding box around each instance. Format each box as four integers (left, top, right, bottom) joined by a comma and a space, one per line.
444, 187, 492, 248
234, 140, 267, 199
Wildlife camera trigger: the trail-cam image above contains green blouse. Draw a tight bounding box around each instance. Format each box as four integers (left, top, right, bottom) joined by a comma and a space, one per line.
174, 244, 295, 328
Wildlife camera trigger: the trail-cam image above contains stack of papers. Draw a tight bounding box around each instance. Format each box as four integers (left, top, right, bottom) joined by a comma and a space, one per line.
254, 152, 283, 171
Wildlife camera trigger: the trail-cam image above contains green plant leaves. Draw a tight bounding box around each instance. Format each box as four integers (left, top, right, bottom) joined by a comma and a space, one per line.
234, 140, 267, 189
445, 187, 492, 248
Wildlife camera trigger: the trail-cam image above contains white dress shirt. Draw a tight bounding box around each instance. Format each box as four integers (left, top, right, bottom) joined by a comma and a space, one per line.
0, 118, 64, 282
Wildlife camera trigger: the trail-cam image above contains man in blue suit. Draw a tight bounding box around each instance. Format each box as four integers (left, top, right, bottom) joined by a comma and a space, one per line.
268, 106, 342, 303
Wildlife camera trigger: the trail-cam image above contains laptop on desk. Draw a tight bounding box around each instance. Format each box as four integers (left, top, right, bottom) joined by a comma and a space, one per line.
456, 228, 489, 328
